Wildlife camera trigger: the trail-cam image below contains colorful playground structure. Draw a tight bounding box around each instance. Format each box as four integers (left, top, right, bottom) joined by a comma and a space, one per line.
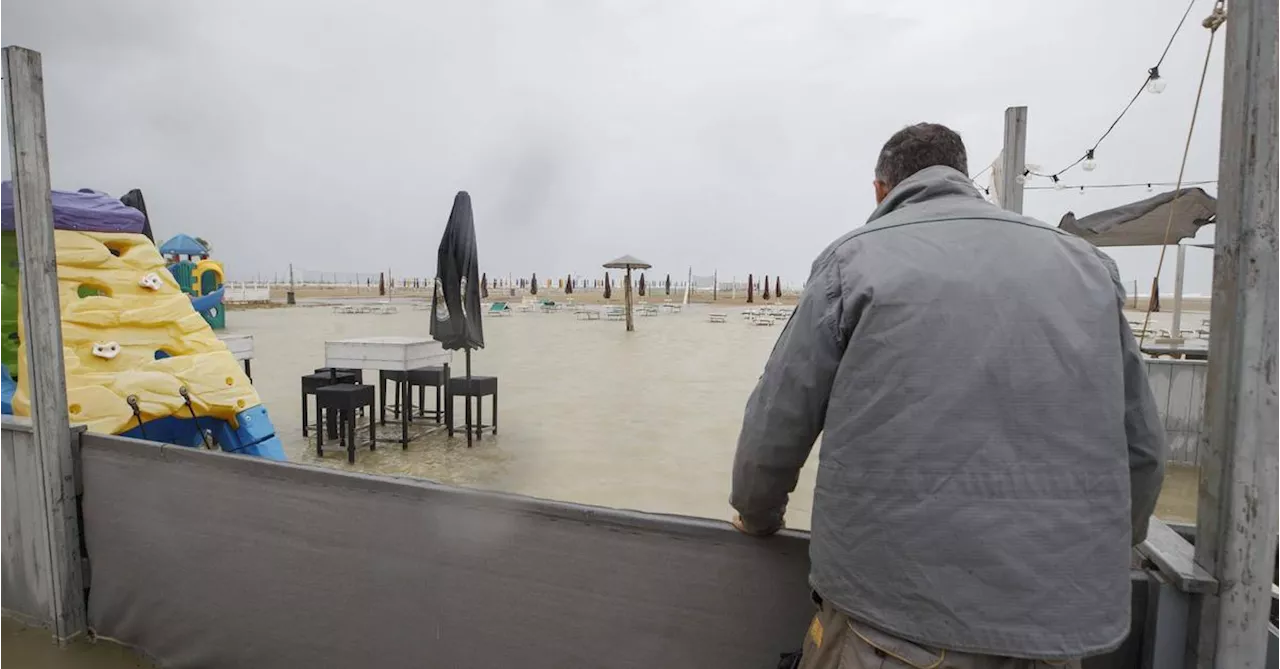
159, 232, 226, 330
0, 182, 283, 459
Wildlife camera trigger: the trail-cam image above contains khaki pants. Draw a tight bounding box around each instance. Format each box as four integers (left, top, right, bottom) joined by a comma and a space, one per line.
798, 596, 1081, 669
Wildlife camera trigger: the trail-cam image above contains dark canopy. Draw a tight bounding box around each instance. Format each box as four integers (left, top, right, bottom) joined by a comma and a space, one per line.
1058, 187, 1216, 247
430, 191, 485, 351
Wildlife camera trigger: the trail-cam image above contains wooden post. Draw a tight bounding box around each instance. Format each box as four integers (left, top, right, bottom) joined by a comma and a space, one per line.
286, 262, 296, 305
998, 106, 1028, 214
624, 267, 634, 332
1171, 244, 1186, 341
1194, 0, 1279, 666
3, 46, 88, 644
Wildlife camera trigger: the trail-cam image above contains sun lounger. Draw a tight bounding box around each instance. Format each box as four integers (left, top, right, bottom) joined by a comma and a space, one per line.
708, 313, 727, 323
488, 302, 512, 317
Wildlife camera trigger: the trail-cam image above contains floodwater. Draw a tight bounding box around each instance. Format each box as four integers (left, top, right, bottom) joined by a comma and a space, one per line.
237, 298, 1201, 527
1, 619, 155, 668
239, 300, 812, 526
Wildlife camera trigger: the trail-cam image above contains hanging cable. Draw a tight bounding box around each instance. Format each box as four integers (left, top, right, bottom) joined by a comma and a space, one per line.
179, 386, 214, 449
1031, 0, 1203, 179
1138, 0, 1224, 348
126, 395, 147, 440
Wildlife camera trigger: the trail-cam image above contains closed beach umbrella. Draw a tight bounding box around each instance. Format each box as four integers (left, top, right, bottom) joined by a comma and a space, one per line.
565, 274, 574, 294
665, 274, 671, 296
430, 191, 486, 447
531, 273, 538, 296
119, 188, 154, 242
763, 275, 771, 301
604, 272, 612, 299
638, 273, 646, 297
747, 273, 754, 303
481, 272, 489, 299
603, 255, 652, 332
775, 276, 781, 299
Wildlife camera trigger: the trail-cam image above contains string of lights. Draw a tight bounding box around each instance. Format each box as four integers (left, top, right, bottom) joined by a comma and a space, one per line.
971, 179, 1216, 196
1017, 0, 1201, 182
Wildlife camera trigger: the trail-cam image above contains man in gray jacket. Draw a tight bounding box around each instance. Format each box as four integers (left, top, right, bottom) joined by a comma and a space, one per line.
730, 123, 1165, 668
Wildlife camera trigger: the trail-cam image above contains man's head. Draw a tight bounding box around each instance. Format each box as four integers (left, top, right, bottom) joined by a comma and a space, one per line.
873, 123, 969, 203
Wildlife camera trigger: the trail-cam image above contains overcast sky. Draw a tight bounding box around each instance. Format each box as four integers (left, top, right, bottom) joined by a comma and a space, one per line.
2, 0, 1224, 293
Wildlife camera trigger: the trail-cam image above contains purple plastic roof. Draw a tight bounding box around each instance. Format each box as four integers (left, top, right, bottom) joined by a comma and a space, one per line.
2, 181, 146, 233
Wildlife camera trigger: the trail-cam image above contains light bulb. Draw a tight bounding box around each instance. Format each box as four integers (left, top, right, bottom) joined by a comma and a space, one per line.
1147, 183, 1154, 192
1079, 186, 1086, 195
1146, 66, 1166, 94
1015, 173, 1028, 185
1082, 149, 1097, 172
1024, 163, 1042, 173
1052, 176, 1065, 191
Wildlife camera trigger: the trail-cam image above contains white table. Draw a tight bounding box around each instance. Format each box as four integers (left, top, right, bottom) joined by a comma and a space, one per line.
217, 333, 255, 379
324, 337, 453, 446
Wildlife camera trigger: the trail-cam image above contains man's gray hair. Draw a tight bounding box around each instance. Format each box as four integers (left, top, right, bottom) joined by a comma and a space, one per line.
874, 123, 969, 189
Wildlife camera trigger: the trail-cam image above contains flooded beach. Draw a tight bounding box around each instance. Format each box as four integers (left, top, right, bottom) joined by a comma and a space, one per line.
238, 299, 819, 525
234, 298, 1202, 528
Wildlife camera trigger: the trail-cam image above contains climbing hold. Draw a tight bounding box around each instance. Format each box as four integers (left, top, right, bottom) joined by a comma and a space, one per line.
91, 342, 121, 359
138, 272, 163, 290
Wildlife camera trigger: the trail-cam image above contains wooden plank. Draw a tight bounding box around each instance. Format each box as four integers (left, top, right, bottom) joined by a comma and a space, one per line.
1165, 362, 1199, 464
1137, 517, 1218, 595
1185, 362, 1207, 467
3, 46, 87, 643
998, 106, 1027, 213
1195, 1, 1280, 666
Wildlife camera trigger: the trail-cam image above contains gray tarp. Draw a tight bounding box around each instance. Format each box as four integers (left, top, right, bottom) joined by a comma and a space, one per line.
1058, 188, 1216, 247
80, 436, 813, 669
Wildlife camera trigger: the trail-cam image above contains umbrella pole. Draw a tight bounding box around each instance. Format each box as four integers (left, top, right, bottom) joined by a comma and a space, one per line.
465, 348, 473, 448
624, 267, 634, 332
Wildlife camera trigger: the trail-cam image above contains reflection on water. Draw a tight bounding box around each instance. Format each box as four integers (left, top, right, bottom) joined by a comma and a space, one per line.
237, 301, 820, 527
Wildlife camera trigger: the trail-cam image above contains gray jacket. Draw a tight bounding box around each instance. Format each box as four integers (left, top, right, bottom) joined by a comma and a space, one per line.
731, 166, 1166, 660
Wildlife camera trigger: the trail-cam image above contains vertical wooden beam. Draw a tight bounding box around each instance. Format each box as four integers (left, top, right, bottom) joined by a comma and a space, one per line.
1194, 0, 1279, 666
998, 106, 1028, 214
3, 46, 87, 644
1172, 244, 1187, 340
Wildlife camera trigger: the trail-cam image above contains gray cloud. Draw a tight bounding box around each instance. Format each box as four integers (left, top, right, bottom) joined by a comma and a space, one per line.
3, 0, 1222, 293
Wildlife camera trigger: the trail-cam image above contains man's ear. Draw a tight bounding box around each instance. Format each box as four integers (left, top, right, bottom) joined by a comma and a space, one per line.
873, 180, 891, 204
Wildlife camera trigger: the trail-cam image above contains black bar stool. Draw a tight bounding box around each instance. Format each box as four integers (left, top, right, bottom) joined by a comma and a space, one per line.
315, 384, 376, 463
316, 368, 365, 416
300, 370, 356, 437
407, 364, 450, 424
447, 375, 498, 443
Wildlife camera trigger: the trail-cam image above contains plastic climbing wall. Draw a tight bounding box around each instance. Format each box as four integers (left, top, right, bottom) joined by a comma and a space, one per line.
1, 183, 282, 459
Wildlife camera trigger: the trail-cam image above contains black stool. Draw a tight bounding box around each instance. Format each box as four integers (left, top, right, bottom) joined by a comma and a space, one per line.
407, 364, 451, 424
316, 367, 365, 416
447, 375, 498, 444
301, 371, 356, 437
315, 384, 377, 463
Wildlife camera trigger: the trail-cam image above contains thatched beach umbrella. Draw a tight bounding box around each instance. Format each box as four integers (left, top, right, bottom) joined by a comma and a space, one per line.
603, 255, 652, 332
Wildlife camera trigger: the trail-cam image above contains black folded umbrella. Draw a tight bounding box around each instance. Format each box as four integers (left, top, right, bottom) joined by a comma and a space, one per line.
119, 188, 154, 242
431, 192, 485, 446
